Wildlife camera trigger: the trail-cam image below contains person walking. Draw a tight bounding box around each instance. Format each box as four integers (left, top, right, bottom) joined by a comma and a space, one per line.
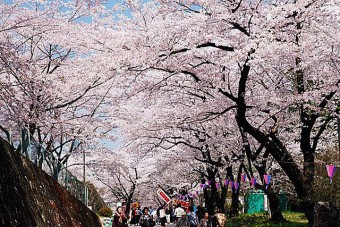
214, 209, 226, 227
150, 207, 157, 224
113, 206, 128, 227
174, 204, 186, 223
130, 207, 136, 224
159, 206, 167, 227
187, 206, 199, 227
136, 207, 142, 225
165, 206, 171, 223
199, 212, 212, 227
196, 206, 204, 222
175, 212, 190, 227
139, 207, 155, 227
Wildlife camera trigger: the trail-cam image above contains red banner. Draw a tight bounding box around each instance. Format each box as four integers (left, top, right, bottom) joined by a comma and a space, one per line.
157, 189, 171, 204
180, 201, 190, 209
173, 199, 190, 209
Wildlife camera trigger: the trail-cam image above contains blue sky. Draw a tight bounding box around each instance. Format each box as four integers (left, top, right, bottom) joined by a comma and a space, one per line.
1, 0, 132, 23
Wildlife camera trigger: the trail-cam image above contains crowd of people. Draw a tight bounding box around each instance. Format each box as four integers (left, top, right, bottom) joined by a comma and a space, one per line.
172, 204, 227, 227
110, 204, 226, 227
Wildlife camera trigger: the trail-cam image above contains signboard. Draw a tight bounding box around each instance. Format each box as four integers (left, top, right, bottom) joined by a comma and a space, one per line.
173, 199, 190, 209
180, 201, 190, 209
157, 189, 171, 204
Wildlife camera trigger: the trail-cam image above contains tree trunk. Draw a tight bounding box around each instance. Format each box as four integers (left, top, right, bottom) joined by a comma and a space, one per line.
237, 114, 315, 225
216, 186, 227, 213
301, 151, 315, 225
267, 189, 285, 222
203, 187, 215, 215
255, 165, 285, 222
229, 165, 242, 217
229, 189, 239, 217
125, 183, 136, 217
300, 200, 315, 226
125, 198, 131, 218
203, 169, 220, 215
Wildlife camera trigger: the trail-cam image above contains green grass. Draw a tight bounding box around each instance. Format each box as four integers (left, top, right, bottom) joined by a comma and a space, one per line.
226, 211, 308, 227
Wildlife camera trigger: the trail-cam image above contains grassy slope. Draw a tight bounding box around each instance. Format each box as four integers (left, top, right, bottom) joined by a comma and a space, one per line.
226, 212, 308, 227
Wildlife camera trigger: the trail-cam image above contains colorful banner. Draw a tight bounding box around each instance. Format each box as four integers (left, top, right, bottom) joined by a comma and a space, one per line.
174, 199, 190, 208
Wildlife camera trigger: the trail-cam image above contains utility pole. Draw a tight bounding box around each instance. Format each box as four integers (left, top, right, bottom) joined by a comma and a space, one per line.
83, 146, 86, 185
66, 161, 68, 190
83, 145, 87, 206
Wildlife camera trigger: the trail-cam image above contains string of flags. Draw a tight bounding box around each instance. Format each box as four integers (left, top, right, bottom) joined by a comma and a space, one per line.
199, 174, 259, 193
174, 194, 192, 200
197, 164, 337, 193
180, 165, 336, 200
198, 174, 271, 192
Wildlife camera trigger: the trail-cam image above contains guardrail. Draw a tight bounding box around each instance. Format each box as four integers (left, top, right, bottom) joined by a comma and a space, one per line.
6, 127, 89, 206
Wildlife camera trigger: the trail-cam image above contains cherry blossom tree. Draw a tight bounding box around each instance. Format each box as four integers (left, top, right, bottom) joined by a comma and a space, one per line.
2, 1, 339, 225
0, 0, 120, 179
104, 0, 339, 224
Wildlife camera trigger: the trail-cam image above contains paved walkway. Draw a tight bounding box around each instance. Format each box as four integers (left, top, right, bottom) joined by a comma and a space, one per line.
129, 223, 175, 227
100, 219, 176, 227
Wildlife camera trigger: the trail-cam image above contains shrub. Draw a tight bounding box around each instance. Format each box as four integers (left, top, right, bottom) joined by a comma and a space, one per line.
98, 207, 113, 217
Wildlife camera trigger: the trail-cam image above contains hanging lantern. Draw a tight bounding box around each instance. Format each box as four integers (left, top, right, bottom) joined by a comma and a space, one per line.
224, 179, 229, 187
229, 180, 234, 189
264, 174, 272, 189
215, 182, 220, 189
241, 174, 246, 182
234, 182, 240, 192
326, 165, 336, 184
200, 183, 205, 189
251, 177, 257, 189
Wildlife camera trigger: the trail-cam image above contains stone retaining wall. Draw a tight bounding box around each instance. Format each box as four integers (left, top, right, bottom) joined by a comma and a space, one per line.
0, 137, 101, 227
